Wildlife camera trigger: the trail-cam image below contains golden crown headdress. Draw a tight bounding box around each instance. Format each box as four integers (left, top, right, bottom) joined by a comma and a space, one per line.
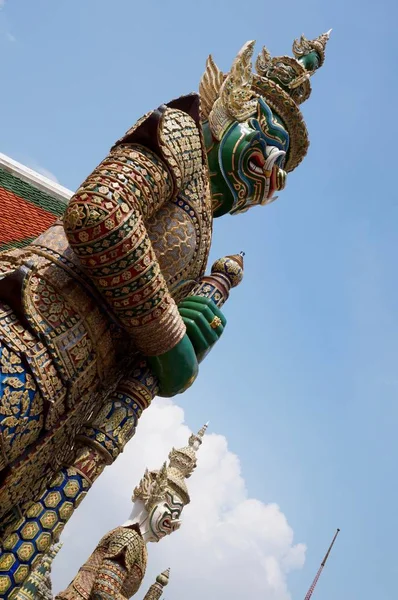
199, 31, 331, 172
132, 423, 208, 510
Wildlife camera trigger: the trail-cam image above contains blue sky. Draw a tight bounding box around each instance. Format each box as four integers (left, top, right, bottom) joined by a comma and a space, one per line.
1, 0, 398, 598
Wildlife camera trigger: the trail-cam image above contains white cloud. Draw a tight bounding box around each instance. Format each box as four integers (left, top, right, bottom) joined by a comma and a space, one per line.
0, 1, 5, 8
5, 32, 15, 42
52, 399, 305, 600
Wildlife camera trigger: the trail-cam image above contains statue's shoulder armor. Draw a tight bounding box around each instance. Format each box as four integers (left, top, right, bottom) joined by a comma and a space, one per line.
113, 94, 206, 190
106, 526, 146, 571
158, 104, 206, 189
113, 93, 201, 150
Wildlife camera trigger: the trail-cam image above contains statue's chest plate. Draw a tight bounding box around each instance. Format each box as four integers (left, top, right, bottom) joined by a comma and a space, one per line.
146, 175, 212, 303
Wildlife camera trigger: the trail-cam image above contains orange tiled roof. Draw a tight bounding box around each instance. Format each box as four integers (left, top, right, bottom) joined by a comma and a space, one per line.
0, 186, 58, 246
0, 166, 66, 250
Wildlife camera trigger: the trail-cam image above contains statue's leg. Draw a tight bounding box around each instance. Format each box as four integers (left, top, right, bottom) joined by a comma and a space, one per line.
0, 360, 157, 599
0, 343, 44, 472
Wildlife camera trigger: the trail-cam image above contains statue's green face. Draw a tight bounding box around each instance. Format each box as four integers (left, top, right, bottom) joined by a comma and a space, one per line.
205, 98, 290, 217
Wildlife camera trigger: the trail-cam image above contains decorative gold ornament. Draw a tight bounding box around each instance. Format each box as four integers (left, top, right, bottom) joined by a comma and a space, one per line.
132, 463, 169, 511
256, 50, 312, 104
210, 316, 222, 329
207, 41, 258, 141
199, 55, 226, 122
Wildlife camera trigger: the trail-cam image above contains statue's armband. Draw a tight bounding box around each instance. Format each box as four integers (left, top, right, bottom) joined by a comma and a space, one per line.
91, 556, 127, 599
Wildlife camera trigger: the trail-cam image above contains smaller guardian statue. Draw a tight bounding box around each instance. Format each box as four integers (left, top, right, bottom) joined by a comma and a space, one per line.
55, 424, 207, 600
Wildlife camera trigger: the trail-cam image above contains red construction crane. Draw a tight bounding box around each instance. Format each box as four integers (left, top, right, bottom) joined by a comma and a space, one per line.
304, 528, 340, 600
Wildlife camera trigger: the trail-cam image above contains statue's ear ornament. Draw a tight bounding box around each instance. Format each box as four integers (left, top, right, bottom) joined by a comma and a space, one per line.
199, 55, 225, 122
151, 462, 168, 507
132, 462, 168, 509
205, 41, 258, 141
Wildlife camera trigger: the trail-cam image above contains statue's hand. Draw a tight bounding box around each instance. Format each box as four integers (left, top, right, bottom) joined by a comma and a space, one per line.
178, 296, 226, 363
147, 335, 199, 398
146, 296, 226, 398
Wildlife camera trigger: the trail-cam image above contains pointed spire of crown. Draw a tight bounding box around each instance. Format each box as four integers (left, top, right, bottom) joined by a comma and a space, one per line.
169, 422, 208, 480
188, 421, 208, 451
133, 423, 208, 509
252, 29, 332, 169
293, 29, 332, 68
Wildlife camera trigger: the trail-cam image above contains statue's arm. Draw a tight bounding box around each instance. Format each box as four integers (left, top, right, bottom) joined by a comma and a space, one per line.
63, 144, 208, 394
91, 556, 126, 600
91, 529, 143, 600
63, 128, 225, 396
63, 144, 185, 360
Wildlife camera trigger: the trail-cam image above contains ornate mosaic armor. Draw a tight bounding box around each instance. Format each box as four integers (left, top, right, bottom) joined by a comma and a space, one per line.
0, 95, 212, 512
0, 32, 331, 599
56, 525, 147, 600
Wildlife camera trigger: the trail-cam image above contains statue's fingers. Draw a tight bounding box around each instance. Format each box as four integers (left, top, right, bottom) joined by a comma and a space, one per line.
179, 308, 218, 346
180, 301, 225, 338
185, 295, 227, 327
179, 300, 215, 324
181, 315, 211, 359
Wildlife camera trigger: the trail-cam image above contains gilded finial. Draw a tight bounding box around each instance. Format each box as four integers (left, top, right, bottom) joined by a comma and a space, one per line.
143, 568, 171, 600
188, 253, 244, 308
156, 568, 170, 586
211, 254, 244, 288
